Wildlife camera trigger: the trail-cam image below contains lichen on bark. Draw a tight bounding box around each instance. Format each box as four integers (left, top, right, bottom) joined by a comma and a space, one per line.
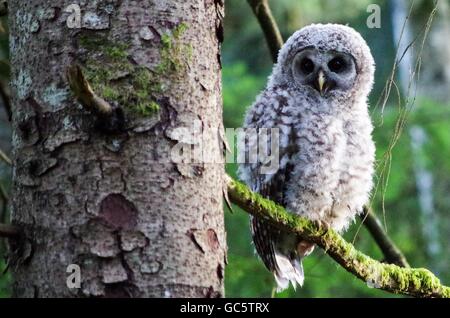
76, 21, 192, 117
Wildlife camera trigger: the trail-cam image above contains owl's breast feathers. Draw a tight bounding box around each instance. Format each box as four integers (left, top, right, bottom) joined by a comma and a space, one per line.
240, 85, 375, 231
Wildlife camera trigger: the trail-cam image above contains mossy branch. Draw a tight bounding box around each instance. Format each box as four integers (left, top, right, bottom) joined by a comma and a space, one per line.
247, 0, 410, 269
226, 176, 450, 298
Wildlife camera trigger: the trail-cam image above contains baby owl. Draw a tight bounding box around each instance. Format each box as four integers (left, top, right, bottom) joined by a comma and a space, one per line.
238, 24, 376, 291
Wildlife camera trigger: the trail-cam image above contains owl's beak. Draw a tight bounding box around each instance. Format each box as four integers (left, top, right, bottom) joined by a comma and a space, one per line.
317, 70, 326, 95
314, 70, 335, 95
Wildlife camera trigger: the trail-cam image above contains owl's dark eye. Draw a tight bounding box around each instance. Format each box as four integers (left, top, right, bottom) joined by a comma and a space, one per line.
300, 58, 314, 74
328, 57, 347, 73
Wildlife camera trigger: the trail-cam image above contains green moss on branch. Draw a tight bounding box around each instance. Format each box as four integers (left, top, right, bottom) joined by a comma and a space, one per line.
226, 177, 450, 298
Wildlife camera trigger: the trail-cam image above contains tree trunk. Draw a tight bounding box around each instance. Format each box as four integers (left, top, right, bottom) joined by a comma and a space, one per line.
9, 0, 226, 298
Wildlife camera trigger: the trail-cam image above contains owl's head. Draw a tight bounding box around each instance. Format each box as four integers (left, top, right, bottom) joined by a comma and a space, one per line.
270, 24, 375, 102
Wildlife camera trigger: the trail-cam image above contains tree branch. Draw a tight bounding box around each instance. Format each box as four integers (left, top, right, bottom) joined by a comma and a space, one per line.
67, 64, 125, 132
360, 207, 410, 268
226, 176, 450, 298
0, 80, 11, 121
247, 0, 284, 62
0, 223, 20, 239
0, 1, 7, 17
0, 182, 8, 223
247, 0, 410, 269
67, 64, 113, 116
0, 147, 11, 166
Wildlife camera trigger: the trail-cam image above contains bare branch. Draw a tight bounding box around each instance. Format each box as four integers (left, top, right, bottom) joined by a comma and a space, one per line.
226, 176, 450, 298
247, 0, 283, 62
0, 182, 8, 223
67, 64, 113, 116
0, 147, 11, 166
360, 207, 410, 268
67, 64, 125, 133
0, 80, 11, 121
0, 1, 7, 17
0, 223, 20, 239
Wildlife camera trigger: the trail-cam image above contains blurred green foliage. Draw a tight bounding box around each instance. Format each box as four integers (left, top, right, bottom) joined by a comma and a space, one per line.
0, 258, 10, 297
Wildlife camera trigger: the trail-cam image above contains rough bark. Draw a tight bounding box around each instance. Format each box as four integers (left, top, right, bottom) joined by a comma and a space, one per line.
9, 0, 225, 298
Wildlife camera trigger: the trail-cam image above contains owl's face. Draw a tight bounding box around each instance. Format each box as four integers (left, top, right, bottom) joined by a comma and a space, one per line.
291, 47, 357, 96
270, 24, 375, 103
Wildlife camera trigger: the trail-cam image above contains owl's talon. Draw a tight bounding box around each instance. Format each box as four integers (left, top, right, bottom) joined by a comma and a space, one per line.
313, 220, 330, 234
312, 219, 326, 229
297, 241, 315, 258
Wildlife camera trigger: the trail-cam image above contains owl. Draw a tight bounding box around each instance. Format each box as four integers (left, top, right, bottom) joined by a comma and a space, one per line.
238, 24, 376, 291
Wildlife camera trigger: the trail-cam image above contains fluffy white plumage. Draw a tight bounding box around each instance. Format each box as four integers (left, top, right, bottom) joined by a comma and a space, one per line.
238, 24, 376, 291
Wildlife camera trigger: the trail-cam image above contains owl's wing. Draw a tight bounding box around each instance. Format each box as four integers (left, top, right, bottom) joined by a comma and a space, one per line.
238, 89, 301, 289
250, 154, 298, 288
238, 88, 296, 201
250, 170, 294, 286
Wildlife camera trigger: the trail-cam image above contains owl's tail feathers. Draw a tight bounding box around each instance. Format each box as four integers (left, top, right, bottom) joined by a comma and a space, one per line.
273, 250, 304, 292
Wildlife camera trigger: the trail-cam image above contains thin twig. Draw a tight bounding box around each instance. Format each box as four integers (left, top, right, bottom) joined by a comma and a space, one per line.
360, 207, 410, 268
0, 147, 11, 166
0, 80, 11, 121
226, 177, 450, 298
66, 64, 113, 116
67, 64, 125, 132
246, 0, 410, 268
247, 0, 284, 62
0, 223, 20, 239
0, 182, 7, 224
0, 1, 6, 17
